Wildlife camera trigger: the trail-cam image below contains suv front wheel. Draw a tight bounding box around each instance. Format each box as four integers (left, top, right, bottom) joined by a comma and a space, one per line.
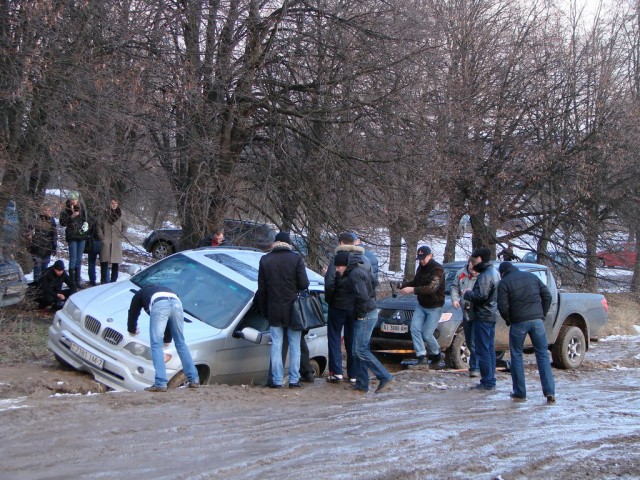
152, 241, 174, 259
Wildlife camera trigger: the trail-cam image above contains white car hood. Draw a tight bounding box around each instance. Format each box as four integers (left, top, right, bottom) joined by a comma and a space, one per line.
70, 281, 223, 343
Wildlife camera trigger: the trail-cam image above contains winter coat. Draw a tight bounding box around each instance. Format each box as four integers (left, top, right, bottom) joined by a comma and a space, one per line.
59, 200, 88, 242
400, 258, 445, 309
196, 235, 231, 247
497, 262, 552, 325
345, 254, 378, 319
37, 266, 75, 304
324, 245, 369, 309
463, 262, 500, 323
451, 265, 477, 322
97, 207, 124, 264
256, 242, 310, 327
28, 214, 57, 258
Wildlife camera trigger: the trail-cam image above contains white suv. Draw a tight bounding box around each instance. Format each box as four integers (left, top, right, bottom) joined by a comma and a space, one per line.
48, 247, 327, 391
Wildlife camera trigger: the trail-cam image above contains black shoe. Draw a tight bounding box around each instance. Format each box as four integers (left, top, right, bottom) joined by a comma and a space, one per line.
144, 385, 167, 392
510, 393, 526, 402
470, 383, 496, 391
268, 384, 282, 389
546, 395, 556, 404
288, 382, 303, 388
428, 352, 445, 368
416, 355, 428, 365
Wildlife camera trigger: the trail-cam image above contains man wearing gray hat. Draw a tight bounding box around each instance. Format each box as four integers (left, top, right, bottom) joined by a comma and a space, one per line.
398, 246, 446, 367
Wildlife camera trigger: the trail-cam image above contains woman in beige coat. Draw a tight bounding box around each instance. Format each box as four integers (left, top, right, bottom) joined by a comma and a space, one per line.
97, 198, 125, 283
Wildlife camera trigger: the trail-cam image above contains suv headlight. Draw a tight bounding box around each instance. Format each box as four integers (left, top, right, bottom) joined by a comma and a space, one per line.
124, 342, 172, 363
62, 299, 81, 324
438, 312, 453, 323
124, 342, 152, 360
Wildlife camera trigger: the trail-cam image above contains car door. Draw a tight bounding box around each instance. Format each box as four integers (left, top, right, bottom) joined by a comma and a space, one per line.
211, 308, 273, 385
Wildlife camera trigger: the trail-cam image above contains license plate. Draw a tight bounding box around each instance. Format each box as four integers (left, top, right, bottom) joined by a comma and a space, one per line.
381, 323, 408, 334
70, 342, 104, 369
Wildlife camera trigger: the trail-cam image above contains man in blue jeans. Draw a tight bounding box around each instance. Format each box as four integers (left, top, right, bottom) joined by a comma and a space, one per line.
128, 285, 200, 392
336, 250, 393, 393
497, 261, 556, 404
463, 247, 500, 391
398, 246, 446, 367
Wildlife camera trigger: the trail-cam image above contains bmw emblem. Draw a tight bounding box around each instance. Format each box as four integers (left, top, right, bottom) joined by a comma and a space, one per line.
107, 318, 114, 323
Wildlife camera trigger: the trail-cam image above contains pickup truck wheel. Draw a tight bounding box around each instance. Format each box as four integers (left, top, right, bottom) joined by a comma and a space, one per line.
552, 326, 586, 369
152, 241, 174, 259
446, 331, 470, 370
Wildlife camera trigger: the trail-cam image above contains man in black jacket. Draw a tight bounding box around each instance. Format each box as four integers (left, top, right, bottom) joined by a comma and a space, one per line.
338, 251, 393, 393
463, 247, 501, 391
35, 260, 75, 310
497, 261, 556, 404
257, 231, 309, 388
398, 245, 446, 367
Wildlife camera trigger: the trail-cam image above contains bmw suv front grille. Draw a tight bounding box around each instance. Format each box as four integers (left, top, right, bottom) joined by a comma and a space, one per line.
84, 315, 101, 334
103, 328, 123, 346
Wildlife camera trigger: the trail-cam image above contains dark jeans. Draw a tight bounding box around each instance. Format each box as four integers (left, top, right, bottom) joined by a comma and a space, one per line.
509, 319, 555, 398
31, 255, 51, 283
474, 321, 496, 388
87, 239, 102, 285
352, 310, 392, 391
327, 305, 355, 378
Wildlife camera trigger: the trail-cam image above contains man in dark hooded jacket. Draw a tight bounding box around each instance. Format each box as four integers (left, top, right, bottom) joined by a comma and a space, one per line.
36, 260, 75, 310
257, 231, 309, 388
464, 247, 500, 390
497, 261, 556, 404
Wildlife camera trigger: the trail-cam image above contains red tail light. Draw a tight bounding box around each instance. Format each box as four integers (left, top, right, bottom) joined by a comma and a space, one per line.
601, 297, 609, 313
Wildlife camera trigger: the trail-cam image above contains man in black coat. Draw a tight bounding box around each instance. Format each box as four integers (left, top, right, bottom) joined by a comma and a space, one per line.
497, 261, 556, 404
35, 260, 75, 310
256, 231, 309, 388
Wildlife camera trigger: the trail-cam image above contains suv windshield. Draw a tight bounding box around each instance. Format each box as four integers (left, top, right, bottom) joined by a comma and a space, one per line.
131, 254, 253, 329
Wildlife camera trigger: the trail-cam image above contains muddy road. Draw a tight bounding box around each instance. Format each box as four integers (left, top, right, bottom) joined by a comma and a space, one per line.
1, 335, 639, 480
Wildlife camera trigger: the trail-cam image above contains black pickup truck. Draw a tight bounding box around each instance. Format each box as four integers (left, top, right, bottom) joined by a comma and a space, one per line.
370, 261, 609, 370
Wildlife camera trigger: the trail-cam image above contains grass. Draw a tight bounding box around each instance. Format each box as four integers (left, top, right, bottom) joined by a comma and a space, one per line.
601, 293, 640, 337
0, 307, 53, 364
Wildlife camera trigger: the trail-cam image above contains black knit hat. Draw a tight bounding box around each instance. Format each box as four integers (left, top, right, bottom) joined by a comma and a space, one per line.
274, 231, 292, 245
334, 251, 350, 267
53, 260, 65, 271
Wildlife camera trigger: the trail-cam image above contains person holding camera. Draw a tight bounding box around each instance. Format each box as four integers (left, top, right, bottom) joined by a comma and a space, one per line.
59, 191, 88, 289
451, 257, 480, 377
398, 245, 446, 367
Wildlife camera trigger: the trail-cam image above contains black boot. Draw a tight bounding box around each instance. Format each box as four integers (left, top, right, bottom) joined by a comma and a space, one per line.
110, 263, 119, 283
100, 262, 109, 284
428, 352, 445, 369
68, 270, 77, 292
75, 267, 85, 289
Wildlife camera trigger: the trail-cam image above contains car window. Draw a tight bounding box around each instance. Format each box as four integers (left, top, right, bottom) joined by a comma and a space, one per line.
206, 253, 259, 281
131, 254, 253, 329
237, 309, 270, 332
521, 252, 536, 263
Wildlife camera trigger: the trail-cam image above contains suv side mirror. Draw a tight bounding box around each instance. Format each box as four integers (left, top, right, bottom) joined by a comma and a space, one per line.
125, 264, 142, 276
233, 327, 263, 344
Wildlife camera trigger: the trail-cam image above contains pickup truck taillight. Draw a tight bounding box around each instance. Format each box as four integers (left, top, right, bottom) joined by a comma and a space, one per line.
601, 298, 609, 313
